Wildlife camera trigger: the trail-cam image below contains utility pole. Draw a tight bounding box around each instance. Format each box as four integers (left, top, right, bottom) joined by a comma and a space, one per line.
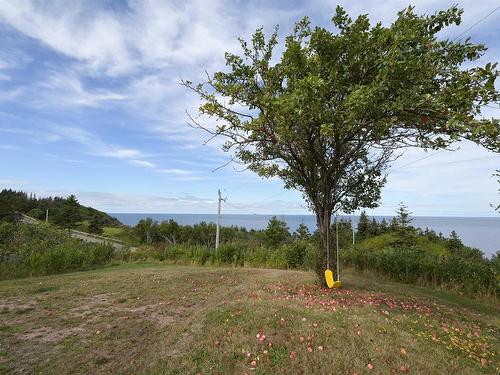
352, 213, 355, 245
45, 209, 49, 223
215, 189, 226, 250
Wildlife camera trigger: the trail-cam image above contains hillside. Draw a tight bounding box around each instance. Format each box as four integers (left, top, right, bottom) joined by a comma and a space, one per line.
0, 189, 121, 226
0, 264, 497, 374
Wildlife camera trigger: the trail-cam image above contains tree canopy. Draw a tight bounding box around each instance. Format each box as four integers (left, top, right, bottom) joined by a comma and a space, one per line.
183, 5, 499, 280
0, 189, 120, 226
60, 194, 81, 229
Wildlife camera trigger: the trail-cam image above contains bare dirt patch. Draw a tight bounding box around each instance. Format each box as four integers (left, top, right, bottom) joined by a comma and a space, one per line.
18, 326, 85, 343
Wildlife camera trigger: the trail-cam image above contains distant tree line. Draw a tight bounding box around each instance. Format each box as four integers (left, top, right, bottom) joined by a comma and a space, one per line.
0, 189, 121, 230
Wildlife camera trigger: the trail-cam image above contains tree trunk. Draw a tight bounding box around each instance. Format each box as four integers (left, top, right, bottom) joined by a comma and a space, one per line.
315, 205, 333, 285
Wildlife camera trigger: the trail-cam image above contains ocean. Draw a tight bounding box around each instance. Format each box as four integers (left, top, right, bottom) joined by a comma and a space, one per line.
111, 213, 500, 257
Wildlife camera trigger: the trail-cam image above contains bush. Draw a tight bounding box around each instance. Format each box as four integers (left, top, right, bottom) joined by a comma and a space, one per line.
214, 243, 244, 266
277, 240, 316, 269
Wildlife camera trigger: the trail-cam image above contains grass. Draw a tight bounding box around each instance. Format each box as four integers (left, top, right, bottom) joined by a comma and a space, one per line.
102, 226, 124, 238
0, 264, 498, 374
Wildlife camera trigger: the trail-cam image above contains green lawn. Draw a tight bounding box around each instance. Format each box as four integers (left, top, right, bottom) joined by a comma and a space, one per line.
0, 264, 498, 374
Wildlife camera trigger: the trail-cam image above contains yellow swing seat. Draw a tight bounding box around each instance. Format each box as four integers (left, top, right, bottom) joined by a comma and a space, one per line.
324, 269, 342, 289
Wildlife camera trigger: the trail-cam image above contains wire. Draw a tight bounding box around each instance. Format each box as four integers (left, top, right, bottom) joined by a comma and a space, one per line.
390, 150, 445, 171
452, 6, 500, 41
392, 155, 500, 171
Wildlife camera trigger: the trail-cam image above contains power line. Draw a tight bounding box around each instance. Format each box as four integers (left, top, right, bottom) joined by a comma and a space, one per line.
390, 150, 445, 171
391, 155, 500, 171
453, 6, 500, 41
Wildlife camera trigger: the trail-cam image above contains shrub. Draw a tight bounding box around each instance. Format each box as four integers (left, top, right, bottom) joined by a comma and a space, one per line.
214, 243, 244, 265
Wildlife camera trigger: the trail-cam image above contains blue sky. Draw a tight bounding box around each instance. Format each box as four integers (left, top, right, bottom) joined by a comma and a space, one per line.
0, 0, 499, 216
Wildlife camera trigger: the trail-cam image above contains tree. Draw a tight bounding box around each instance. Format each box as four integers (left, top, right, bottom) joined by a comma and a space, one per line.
369, 218, 380, 237
357, 211, 370, 240
448, 230, 463, 250
183, 6, 499, 281
390, 217, 399, 231
264, 217, 290, 248
135, 218, 157, 244
59, 194, 81, 229
88, 215, 104, 235
157, 219, 181, 245
294, 222, 311, 240
395, 203, 412, 228
380, 218, 389, 233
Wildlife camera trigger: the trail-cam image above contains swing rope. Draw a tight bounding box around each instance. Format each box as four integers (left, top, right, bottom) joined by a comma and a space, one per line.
336, 218, 340, 281
325, 210, 330, 270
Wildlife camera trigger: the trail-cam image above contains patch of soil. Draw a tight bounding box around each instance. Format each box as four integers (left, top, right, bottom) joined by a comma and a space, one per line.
72, 293, 112, 312
0, 303, 36, 314
17, 326, 85, 343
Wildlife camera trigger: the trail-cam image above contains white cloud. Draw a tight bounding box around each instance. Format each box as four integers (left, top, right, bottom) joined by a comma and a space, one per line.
375, 141, 500, 216
157, 168, 192, 175
34, 189, 303, 214
49, 190, 218, 213
38, 70, 128, 107
0, 87, 23, 101
0, 1, 132, 75
48, 125, 207, 180
0, 178, 32, 185
129, 159, 156, 169
50, 125, 149, 164
0, 0, 243, 75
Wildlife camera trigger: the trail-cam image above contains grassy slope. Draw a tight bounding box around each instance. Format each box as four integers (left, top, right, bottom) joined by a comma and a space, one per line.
102, 226, 124, 238
0, 264, 498, 374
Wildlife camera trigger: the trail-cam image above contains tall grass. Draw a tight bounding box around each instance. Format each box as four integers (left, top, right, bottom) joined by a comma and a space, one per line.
0, 222, 115, 279
342, 243, 498, 298
116, 240, 318, 270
